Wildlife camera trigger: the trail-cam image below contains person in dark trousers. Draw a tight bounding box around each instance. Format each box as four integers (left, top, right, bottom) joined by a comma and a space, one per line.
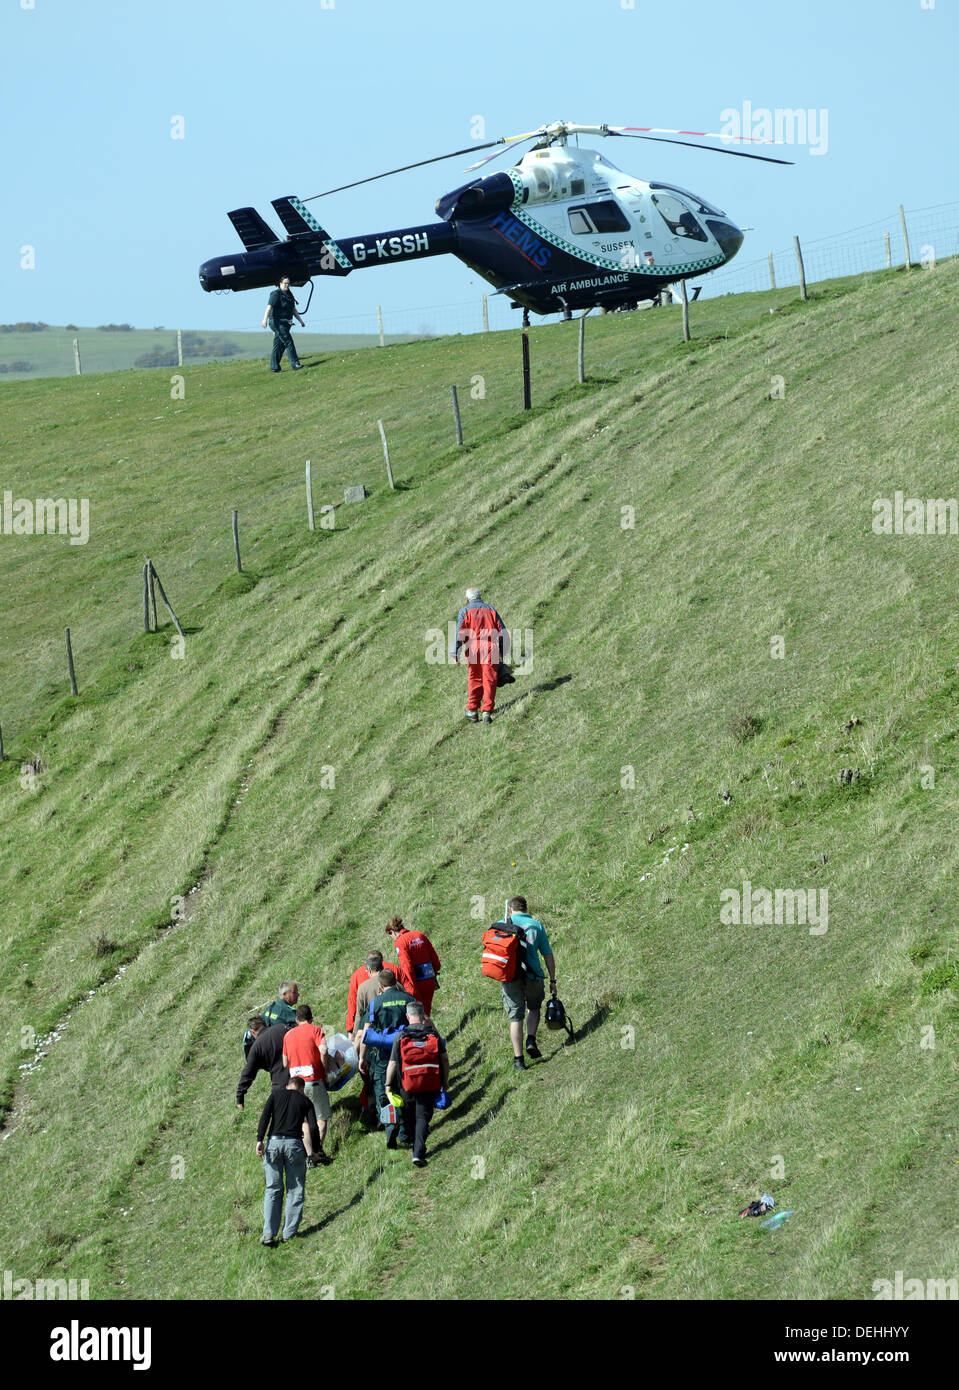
358, 970, 415, 1149
451, 587, 510, 724
261, 276, 305, 372
256, 1076, 321, 1245
236, 1017, 292, 1109
385, 1001, 449, 1167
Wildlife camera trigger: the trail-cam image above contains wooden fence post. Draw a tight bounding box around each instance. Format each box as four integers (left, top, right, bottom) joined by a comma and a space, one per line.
884, 231, 892, 269
149, 562, 185, 639
148, 560, 158, 632
450, 385, 463, 447
680, 278, 690, 342
232, 509, 242, 572
899, 204, 912, 269
143, 562, 151, 632
578, 314, 586, 383
522, 330, 531, 411
66, 627, 78, 696
482, 294, 489, 332
377, 305, 385, 347
177, 328, 183, 367
305, 459, 315, 531
794, 235, 808, 301
0, 722, 4, 762
377, 420, 395, 489
768, 253, 777, 290
73, 338, 82, 375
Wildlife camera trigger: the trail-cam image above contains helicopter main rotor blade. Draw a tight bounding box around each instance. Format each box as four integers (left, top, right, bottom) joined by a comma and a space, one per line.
608, 126, 793, 164
462, 129, 548, 171
301, 138, 526, 201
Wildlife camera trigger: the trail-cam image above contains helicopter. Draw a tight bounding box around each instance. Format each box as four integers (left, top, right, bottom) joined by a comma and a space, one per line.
198, 120, 791, 320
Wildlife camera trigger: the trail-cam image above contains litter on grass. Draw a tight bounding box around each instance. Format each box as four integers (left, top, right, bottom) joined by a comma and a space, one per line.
760, 1209, 794, 1230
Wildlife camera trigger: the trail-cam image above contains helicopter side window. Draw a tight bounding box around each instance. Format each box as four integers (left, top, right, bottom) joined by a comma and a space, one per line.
650, 193, 708, 242
568, 200, 630, 235
568, 208, 595, 234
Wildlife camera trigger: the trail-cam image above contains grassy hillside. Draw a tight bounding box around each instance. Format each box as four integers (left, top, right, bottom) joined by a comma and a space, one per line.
1, 263, 958, 1301
0, 324, 418, 380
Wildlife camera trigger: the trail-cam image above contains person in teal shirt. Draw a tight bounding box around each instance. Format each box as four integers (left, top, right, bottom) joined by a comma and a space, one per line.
501, 896, 556, 1069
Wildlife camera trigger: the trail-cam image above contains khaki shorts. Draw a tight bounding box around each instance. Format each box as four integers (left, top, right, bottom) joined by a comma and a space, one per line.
304, 1079, 332, 1123
501, 976, 546, 1022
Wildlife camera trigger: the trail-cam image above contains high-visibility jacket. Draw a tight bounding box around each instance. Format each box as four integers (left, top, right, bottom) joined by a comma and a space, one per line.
452, 599, 510, 666
393, 928, 441, 999
346, 965, 375, 1031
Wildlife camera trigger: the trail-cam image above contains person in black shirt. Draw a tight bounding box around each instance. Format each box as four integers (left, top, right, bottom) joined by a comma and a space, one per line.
236, 1018, 291, 1109
261, 276, 306, 372
256, 1077, 321, 1244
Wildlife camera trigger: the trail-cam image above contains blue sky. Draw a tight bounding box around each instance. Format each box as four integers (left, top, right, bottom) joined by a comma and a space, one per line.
2, 0, 955, 332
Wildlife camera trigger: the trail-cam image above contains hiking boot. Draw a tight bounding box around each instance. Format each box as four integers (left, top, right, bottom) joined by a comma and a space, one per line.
525, 1037, 542, 1059
513, 1055, 526, 1071
481, 712, 493, 724
260, 1235, 277, 1246
291, 363, 304, 370
412, 1155, 427, 1167
465, 710, 479, 723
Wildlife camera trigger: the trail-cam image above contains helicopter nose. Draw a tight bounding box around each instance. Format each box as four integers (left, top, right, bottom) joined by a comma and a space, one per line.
707, 218, 744, 262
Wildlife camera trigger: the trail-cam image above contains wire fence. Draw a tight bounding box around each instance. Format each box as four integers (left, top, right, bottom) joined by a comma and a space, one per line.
699, 201, 959, 298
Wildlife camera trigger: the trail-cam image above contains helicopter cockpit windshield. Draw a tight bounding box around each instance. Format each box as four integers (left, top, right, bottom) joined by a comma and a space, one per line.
648, 182, 726, 218
650, 191, 708, 242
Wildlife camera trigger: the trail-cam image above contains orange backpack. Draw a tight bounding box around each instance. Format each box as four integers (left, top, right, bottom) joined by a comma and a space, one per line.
481, 919, 527, 983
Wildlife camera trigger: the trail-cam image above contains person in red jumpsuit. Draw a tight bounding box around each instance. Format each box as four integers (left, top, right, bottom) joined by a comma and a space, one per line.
452, 587, 510, 725
385, 916, 441, 1016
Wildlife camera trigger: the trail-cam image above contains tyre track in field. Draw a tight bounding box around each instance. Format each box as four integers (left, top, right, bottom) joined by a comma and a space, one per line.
16, 400, 607, 1286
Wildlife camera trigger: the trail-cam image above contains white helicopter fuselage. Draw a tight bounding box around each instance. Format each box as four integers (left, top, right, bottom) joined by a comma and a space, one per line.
503, 145, 743, 300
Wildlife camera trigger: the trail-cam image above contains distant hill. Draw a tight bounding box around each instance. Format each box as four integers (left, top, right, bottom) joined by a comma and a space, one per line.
0, 322, 421, 380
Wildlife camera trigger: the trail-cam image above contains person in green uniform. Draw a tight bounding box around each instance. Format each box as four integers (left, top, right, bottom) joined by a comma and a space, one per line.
261, 276, 305, 372
358, 970, 415, 1148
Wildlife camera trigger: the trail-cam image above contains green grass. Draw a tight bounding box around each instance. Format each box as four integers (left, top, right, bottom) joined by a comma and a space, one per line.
1, 261, 958, 1300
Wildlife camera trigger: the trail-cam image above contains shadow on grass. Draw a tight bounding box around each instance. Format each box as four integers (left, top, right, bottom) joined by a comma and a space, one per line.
570, 1002, 611, 1043
496, 672, 572, 715
298, 1161, 388, 1237
445, 1006, 496, 1044
430, 1084, 510, 1155
447, 1039, 481, 1074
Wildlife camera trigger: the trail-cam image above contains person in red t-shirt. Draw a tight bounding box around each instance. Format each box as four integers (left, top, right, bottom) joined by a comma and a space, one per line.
385, 916, 441, 1016
282, 1004, 338, 1159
